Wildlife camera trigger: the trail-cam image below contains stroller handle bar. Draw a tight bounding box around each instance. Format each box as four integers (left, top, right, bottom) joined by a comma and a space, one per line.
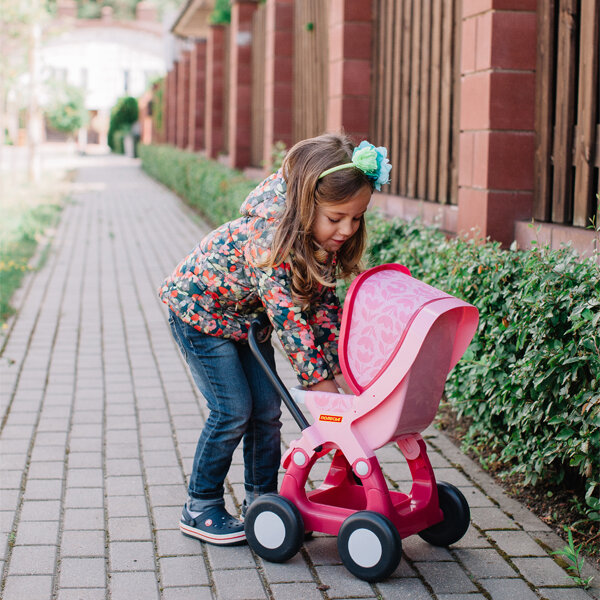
248, 314, 311, 432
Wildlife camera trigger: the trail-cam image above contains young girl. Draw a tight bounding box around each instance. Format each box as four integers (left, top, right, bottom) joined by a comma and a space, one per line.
159, 133, 391, 545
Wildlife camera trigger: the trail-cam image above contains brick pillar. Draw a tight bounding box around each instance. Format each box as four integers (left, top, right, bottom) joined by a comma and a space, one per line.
205, 25, 226, 158
457, 1, 537, 246
229, 0, 259, 169
167, 66, 178, 146
176, 51, 190, 149
326, 0, 372, 142
188, 40, 207, 152
263, 0, 293, 169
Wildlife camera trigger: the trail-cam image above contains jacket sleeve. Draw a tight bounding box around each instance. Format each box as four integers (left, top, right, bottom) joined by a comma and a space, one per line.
251, 260, 338, 387
307, 285, 342, 377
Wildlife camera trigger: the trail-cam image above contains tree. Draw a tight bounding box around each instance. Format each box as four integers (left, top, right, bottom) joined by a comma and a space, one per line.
45, 81, 89, 136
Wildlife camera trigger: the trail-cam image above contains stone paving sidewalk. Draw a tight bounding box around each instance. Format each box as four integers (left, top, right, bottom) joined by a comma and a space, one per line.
1, 152, 598, 600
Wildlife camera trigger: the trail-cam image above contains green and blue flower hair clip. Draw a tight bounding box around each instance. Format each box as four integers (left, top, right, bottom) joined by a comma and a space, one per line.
318, 140, 392, 191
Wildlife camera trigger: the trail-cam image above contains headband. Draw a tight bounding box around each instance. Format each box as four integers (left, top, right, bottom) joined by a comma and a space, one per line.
318, 141, 391, 191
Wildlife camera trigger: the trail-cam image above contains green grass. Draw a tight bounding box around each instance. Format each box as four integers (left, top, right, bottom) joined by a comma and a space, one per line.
0, 175, 67, 328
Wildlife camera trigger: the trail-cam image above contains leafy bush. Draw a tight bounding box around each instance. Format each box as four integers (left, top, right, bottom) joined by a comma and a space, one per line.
210, 0, 231, 24
44, 82, 89, 136
138, 144, 258, 226
108, 96, 139, 153
364, 212, 600, 514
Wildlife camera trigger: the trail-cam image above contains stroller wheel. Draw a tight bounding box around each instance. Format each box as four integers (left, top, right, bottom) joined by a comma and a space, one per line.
337, 511, 402, 582
418, 481, 470, 547
244, 494, 304, 563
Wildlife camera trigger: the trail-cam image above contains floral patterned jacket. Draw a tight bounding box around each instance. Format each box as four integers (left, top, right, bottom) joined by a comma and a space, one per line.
159, 170, 342, 387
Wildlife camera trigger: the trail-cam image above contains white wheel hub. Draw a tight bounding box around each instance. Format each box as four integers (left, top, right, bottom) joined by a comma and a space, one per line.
348, 528, 382, 568
254, 511, 286, 549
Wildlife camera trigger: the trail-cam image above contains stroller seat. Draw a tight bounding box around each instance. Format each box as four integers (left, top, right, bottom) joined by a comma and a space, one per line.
286, 263, 478, 465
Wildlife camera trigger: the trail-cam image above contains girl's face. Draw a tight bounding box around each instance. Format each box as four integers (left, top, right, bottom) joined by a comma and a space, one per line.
312, 184, 372, 252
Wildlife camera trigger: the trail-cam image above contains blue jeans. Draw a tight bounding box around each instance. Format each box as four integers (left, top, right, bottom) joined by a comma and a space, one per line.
168, 312, 282, 503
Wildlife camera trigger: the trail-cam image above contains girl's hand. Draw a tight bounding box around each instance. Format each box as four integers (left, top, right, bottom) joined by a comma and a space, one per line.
308, 374, 354, 395
334, 373, 354, 395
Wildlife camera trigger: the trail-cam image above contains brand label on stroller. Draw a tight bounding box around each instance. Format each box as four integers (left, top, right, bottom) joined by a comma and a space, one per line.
319, 414, 343, 423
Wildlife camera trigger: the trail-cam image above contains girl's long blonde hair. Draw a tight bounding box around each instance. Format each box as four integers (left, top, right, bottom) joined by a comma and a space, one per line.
264, 133, 373, 309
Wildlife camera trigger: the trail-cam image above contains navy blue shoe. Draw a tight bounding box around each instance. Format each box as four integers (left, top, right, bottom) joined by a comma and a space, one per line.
179, 504, 246, 545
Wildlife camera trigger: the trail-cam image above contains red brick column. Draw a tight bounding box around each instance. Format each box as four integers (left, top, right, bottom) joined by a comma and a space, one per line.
326, 0, 372, 142
176, 50, 191, 149
457, 1, 536, 246
188, 40, 207, 152
229, 0, 259, 169
166, 67, 178, 146
205, 25, 227, 159
263, 0, 293, 169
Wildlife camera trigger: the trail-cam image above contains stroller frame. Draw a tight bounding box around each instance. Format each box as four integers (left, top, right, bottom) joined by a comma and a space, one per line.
245, 263, 479, 581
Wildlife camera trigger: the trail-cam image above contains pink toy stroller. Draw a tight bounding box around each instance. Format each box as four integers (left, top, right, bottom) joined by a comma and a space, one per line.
245, 263, 479, 581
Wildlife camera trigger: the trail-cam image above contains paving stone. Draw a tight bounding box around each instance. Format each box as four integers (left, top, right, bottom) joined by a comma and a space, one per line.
142, 450, 179, 468
21, 500, 61, 521
162, 587, 213, 600
66, 468, 104, 488
66, 452, 102, 469
24, 478, 63, 500
486, 530, 547, 557
303, 535, 342, 566
56, 589, 107, 600
260, 552, 314, 583
414, 562, 477, 594
152, 505, 182, 530
58, 557, 106, 588
470, 507, 519, 531
105, 443, 139, 459
160, 555, 209, 587
64, 487, 104, 509
206, 542, 256, 569
481, 578, 538, 600
27, 461, 65, 479
539, 588, 596, 600
109, 571, 160, 600
212, 567, 267, 600
454, 548, 517, 578
63, 508, 104, 530
450, 526, 491, 549
106, 495, 149, 518
147, 484, 186, 507
61, 530, 106, 557
0, 470, 24, 489
105, 475, 144, 496
460, 486, 495, 508
105, 459, 143, 476
401, 536, 453, 562
15, 520, 59, 545
108, 516, 152, 541
145, 466, 184, 486
68, 438, 102, 452
376, 577, 432, 599
3, 575, 54, 600
155, 528, 204, 557
314, 564, 376, 598
271, 582, 324, 600
436, 595, 486, 600
109, 541, 156, 571
512, 557, 574, 587
30, 445, 66, 461
8, 545, 57, 575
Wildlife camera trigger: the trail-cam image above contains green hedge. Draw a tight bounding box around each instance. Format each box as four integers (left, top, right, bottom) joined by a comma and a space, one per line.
139, 144, 258, 226
140, 143, 600, 518
364, 212, 600, 516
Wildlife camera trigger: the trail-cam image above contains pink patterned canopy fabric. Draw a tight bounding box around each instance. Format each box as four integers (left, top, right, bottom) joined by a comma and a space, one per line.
346, 270, 451, 389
